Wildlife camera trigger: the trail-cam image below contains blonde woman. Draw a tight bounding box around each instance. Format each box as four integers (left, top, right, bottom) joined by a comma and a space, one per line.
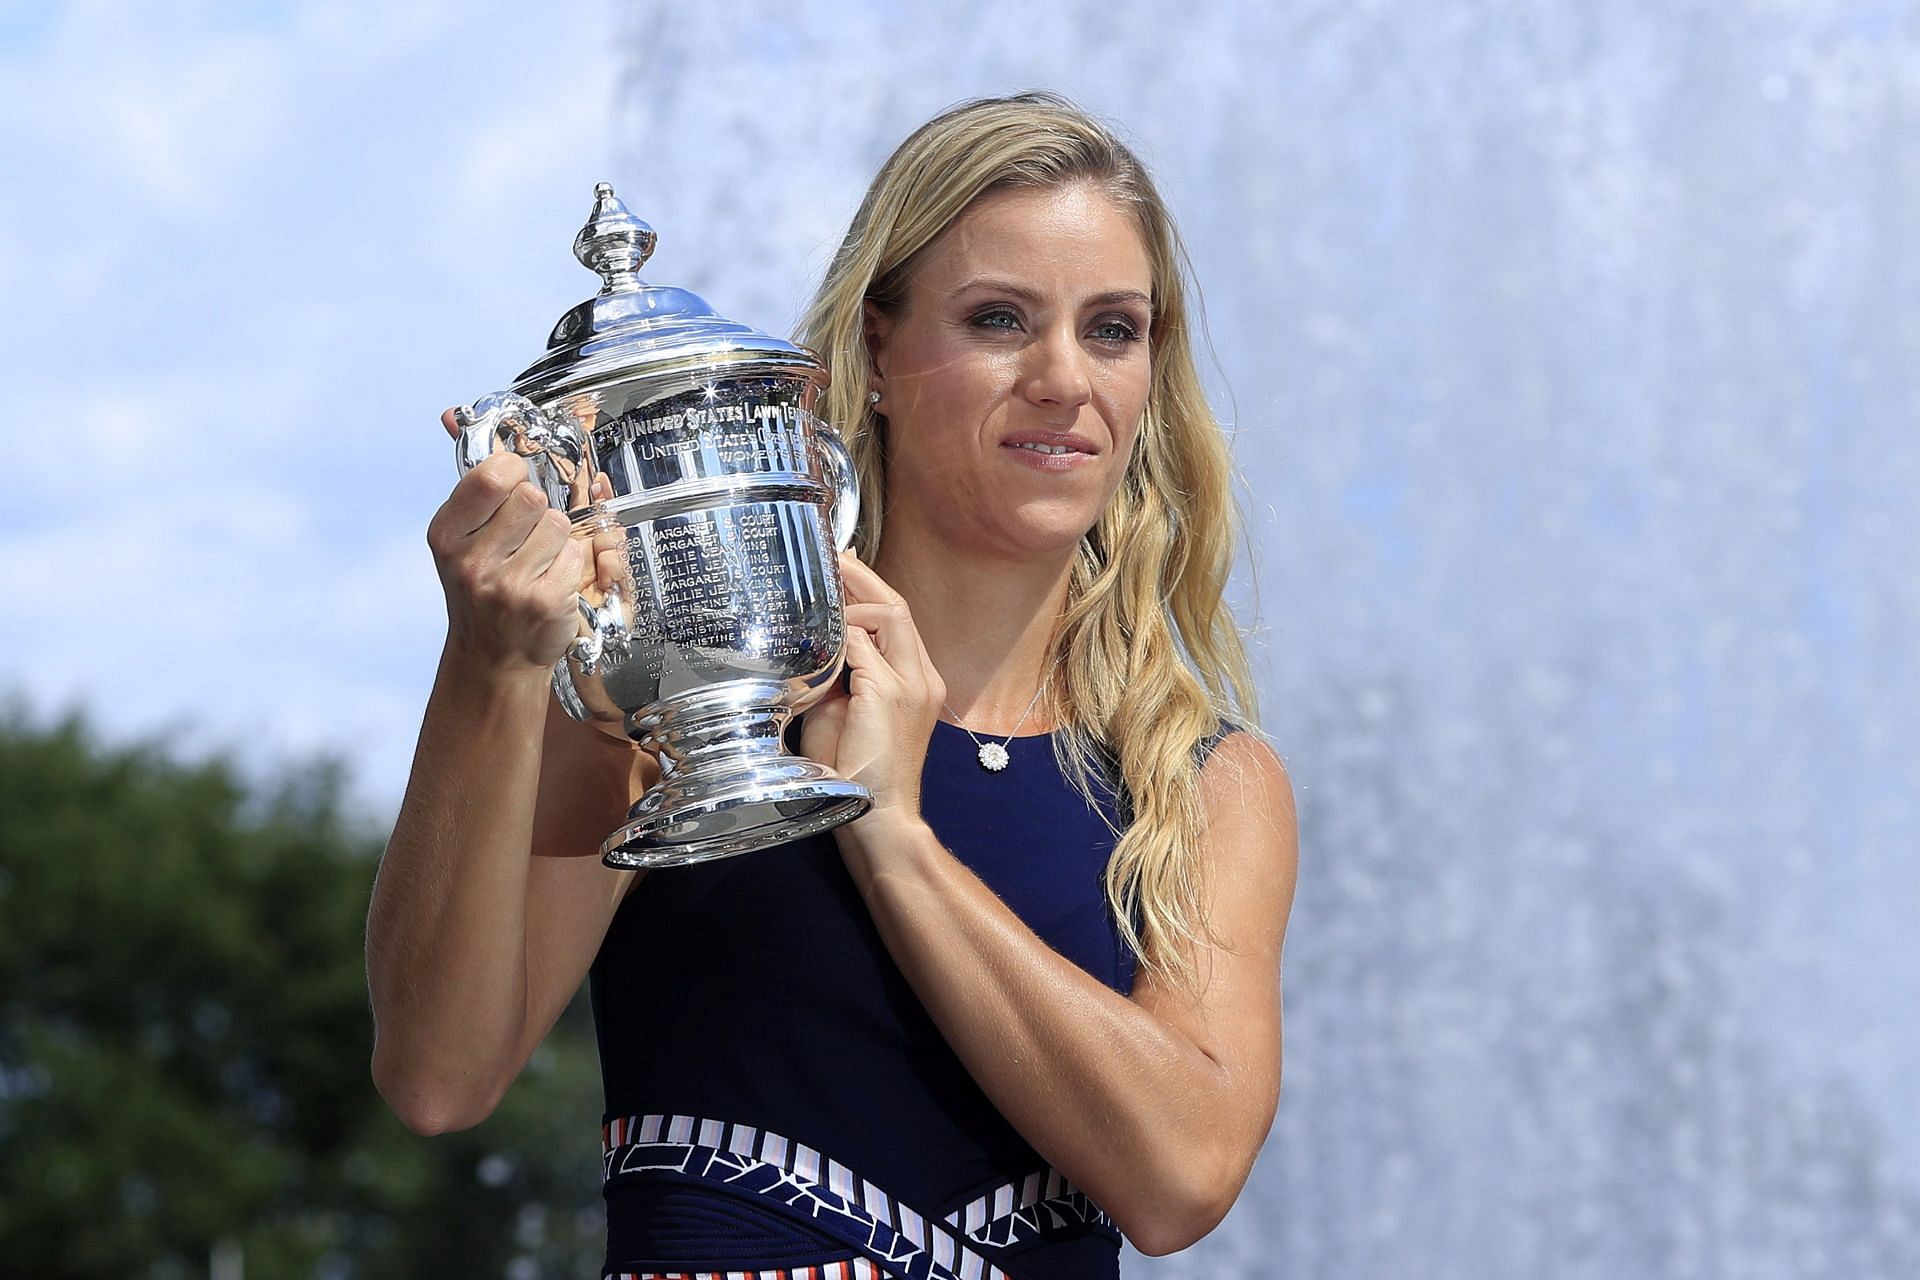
368, 92, 1298, 1279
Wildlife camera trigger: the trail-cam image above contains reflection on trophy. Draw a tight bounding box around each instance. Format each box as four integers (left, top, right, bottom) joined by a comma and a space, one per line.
454, 183, 870, 868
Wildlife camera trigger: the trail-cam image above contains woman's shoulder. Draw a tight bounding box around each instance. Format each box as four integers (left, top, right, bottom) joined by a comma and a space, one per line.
1193, 717, 1286, 772
1193, 718, 1243, 768
1193, 722, 1295, 831
1091, 716, 1283, 821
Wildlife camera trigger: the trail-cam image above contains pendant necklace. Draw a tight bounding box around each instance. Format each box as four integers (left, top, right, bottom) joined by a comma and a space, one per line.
944, 678, 1051, 774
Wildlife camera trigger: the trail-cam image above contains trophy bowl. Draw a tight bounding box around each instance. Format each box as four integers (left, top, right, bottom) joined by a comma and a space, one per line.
454, 183, 869, 868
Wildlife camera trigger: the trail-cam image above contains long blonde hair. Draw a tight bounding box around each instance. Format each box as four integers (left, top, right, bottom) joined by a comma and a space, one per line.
798, 92, 1257, 992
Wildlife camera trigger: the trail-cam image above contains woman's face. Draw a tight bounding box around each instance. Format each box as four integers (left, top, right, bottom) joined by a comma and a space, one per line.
867, 180, 1154, 563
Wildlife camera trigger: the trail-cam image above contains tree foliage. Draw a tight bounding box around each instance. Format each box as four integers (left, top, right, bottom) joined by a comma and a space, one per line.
0, 708, 604, 1278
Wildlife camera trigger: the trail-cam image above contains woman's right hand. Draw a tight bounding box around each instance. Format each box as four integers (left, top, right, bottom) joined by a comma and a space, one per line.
427, 406, 595, 674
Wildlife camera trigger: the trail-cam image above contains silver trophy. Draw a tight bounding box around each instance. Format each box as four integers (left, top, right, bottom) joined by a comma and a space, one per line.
454, 183, 870, 868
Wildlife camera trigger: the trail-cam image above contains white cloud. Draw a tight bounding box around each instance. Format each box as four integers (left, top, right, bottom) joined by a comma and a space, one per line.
0, 1, 620, 811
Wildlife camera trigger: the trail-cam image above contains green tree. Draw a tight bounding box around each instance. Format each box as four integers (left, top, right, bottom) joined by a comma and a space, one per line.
0, 708, 605, 1278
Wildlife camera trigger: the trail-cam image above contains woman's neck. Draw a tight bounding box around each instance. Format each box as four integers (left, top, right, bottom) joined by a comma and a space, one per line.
871, 524, 1073, 734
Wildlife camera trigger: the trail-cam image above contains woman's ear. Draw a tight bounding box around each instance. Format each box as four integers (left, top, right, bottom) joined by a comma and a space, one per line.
862, 299, 893, 404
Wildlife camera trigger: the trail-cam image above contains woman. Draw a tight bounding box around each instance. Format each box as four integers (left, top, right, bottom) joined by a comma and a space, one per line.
367, 92, 1297, 1279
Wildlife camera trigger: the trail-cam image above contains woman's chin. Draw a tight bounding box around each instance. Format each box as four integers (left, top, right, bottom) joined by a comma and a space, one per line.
893, 494, 1105, 565
983, 509, 1102, 562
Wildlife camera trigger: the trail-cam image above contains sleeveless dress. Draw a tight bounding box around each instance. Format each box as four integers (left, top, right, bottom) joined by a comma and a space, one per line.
589, 718, 1234, 1280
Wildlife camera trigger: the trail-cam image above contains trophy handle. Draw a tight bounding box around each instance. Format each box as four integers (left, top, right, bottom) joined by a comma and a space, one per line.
452, 391, 633, 678
814, 425, 860, 552
572, 584, 629, 673
453, 391, 593, 511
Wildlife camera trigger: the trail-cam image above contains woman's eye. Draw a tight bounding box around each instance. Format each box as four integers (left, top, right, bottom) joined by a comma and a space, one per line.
971, 309, 1021, 332
1091, 318, 1142, 344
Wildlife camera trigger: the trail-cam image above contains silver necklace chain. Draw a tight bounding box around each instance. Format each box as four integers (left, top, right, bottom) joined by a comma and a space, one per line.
943, 679, 1050, 774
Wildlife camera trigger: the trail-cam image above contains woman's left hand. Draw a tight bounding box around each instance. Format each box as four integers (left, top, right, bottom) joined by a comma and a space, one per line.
800, 552, 945, 836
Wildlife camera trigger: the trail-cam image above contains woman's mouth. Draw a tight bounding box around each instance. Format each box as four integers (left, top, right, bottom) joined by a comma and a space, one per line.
1001, 438, 1096, 470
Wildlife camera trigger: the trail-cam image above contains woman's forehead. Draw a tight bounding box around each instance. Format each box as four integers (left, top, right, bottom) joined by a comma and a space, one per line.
917, 183, 1153, 291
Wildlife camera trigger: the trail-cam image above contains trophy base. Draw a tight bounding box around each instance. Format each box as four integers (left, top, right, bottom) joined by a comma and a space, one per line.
601, 762, 870, 868
601, 682, 871, 868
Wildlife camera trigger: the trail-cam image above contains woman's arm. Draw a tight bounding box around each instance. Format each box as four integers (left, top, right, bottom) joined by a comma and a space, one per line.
836, 732, 1296, 1257
813, 552, 1298, 1256
366, 664, 645, 1135
366, 435, 647, 1136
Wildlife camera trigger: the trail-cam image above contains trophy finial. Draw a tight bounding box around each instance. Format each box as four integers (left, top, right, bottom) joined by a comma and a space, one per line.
574, 181, 657, 293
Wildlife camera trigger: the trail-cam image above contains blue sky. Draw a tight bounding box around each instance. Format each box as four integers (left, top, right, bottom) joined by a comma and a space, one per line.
1, 2, 626, 805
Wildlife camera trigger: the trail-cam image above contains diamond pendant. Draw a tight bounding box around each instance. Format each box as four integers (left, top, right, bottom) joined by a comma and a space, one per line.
978, 741, 1011, 772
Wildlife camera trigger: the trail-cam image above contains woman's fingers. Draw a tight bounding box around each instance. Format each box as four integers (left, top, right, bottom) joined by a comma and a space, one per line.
428, 408, 592, 672
467, 480, 554, 568
842, 623, 885, 675
507, 506, 574, 581
431, 451, 538, 545
841, 624, 912, 707
839, 559, 945, 709
803, 554, 942, 823
590, 513, 627, 564
593, 543, 627, 594
838, 554, 922, 666
840, 612, 904, 699
843, 600, 922, 663
837, 550, 907, 608
799, 681, 849, 763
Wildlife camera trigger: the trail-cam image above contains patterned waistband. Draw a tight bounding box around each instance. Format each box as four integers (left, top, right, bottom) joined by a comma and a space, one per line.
601, 1113, 1117, 1280
612, 1262, 888, 1280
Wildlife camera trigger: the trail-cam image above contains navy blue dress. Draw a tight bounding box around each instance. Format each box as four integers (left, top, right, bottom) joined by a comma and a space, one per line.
589, 719, 1231, 1280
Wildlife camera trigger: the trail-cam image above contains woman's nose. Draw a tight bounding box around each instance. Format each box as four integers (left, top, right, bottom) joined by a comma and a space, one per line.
1021, 326, 1093, 411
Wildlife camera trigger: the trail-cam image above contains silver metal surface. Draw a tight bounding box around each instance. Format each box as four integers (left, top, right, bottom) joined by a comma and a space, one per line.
456, 182, 868, 867
452, 392, 633, 675
453, 391, 594, 512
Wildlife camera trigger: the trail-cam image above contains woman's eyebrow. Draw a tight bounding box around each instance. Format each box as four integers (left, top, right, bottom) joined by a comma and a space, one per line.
945, 276, 1044, 302
1084, 288, 1152, 309
946, 277, 1151, 309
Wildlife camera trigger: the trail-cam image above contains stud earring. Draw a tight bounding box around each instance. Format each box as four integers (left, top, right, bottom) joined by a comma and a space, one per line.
867, 391, 881, 405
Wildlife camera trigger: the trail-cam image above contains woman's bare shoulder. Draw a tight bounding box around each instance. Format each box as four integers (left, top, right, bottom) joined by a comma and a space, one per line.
1196, 727, 1298, 891
1198, 724, 1291, 791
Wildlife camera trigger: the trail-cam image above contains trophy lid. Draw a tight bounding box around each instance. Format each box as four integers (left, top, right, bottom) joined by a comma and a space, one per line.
511, 182, 823, 401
